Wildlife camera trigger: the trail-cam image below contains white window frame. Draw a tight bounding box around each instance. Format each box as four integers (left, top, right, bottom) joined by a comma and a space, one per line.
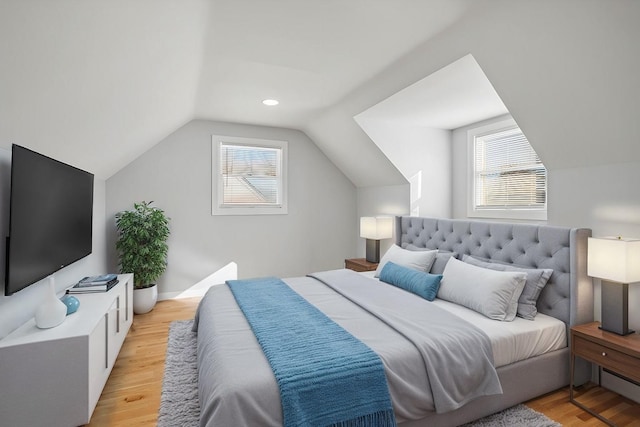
467, 118, 547, 221
212, 135, 288, 216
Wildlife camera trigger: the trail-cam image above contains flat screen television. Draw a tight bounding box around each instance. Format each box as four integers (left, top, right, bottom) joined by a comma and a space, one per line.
4, 144, 94, 296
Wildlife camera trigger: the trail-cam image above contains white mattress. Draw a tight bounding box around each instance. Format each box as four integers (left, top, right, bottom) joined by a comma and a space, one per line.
359, 271, 567, 368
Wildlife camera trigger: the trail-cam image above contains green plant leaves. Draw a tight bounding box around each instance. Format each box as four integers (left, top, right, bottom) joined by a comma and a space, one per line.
115, 201, 170, 289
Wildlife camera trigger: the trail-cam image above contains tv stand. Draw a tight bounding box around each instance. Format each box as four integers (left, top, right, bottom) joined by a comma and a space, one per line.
0, 274, 133, 426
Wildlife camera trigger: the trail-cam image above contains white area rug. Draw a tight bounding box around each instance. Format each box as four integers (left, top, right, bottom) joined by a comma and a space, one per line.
158, 320, 561, 427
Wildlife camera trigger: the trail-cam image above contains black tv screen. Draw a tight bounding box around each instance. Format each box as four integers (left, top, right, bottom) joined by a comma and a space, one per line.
5, 145, 94, 296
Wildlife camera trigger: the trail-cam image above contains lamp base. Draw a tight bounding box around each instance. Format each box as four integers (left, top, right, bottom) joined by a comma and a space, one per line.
600, 280, 634, 336
598, 326, 634, 336
365, 239, 381, 263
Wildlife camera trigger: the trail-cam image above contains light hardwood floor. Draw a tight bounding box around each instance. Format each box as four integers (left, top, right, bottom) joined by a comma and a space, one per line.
87, 297, 640, 426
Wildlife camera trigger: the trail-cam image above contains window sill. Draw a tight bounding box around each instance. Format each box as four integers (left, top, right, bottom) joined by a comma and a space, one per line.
212, 205, 288, 216
467, 209, 547, 222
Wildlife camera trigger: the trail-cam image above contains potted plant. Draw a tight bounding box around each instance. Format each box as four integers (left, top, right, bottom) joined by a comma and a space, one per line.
115, 201, 170, 314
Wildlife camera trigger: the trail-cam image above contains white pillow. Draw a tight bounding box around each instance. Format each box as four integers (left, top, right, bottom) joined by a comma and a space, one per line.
374, 244, 437, 277
438, 258, 526, 321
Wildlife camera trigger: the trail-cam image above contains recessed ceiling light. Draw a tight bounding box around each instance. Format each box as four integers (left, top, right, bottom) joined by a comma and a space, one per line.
262, 99, 279, 106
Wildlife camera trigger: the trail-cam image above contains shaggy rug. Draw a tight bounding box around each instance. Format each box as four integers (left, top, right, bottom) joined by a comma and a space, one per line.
158, 320, 561, 427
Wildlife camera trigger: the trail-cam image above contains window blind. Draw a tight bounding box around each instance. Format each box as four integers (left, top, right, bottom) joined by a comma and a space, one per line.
220, 144, 282, 206
474, 127, 546, 210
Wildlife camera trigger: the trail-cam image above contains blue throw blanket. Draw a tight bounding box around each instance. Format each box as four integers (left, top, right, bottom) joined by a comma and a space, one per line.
227, 277, 396, 427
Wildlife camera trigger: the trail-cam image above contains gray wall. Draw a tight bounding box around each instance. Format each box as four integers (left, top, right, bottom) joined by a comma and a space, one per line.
106, 120, 356, 297
0, 147, 107, 339
549, 163, 640, 333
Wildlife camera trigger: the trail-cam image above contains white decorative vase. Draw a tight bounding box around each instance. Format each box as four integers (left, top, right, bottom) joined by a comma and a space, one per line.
35, 276, 67, 329
133, 284, 158, 314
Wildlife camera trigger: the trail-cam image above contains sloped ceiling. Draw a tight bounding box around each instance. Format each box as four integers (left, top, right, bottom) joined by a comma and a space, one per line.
307, 0, 640, 180
0, 0, 209, 178
1, 1, 639, 185
0, 0, 477, 182
355, 54, 508, 130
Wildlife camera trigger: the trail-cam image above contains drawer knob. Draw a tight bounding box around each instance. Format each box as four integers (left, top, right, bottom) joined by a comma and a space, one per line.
602, 352, 607, 357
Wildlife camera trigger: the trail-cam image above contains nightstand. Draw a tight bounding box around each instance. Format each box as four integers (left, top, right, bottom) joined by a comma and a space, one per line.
345, 258, 378, 272
570, 321, 640, 426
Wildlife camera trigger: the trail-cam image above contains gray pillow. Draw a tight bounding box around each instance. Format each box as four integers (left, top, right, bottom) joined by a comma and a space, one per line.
405, 245, 458, 275
439, 257, 527, 321
462, 255, 553, 321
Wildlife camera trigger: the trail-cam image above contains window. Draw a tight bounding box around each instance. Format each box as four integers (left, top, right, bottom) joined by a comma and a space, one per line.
212, 135, 288, 215
467, 119, 547, 220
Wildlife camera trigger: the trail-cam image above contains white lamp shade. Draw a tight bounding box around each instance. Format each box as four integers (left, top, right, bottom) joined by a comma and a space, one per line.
588, 236, 640, 283
360, 216, 393, 240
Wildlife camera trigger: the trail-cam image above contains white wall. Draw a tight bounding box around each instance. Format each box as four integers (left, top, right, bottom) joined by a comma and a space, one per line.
0, 147, 107, 339
105, 120, 356, 297
355, 118, 452, 220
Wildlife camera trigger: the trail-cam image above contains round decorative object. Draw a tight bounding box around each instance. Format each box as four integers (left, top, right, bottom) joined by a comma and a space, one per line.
133, 284, 158, 314
61, 294, 80, 315
35, 277, 67, 329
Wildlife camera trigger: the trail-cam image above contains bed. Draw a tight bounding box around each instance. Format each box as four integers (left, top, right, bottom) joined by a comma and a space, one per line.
193, 216, 593, 426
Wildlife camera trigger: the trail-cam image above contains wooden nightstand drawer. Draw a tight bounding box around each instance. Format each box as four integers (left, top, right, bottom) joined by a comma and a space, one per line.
573, 335, 640, 383
345, 258, 378, 272
570, 322, 640, 425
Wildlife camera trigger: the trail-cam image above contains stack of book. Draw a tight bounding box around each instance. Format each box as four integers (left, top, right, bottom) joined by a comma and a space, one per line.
68, 274, 119, 294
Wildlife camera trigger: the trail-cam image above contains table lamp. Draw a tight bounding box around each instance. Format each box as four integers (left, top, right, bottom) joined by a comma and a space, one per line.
360, 217, 393, 263
588, 236, 640, 335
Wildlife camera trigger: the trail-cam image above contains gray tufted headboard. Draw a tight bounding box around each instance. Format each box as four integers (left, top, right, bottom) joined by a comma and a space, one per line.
395, 216, 593, 328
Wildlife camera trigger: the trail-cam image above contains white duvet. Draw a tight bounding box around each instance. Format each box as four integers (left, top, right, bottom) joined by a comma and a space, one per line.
360, 271, 567, 368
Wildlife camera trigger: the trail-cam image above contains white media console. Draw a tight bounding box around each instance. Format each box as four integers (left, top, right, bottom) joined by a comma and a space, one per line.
0, 274, 133, 426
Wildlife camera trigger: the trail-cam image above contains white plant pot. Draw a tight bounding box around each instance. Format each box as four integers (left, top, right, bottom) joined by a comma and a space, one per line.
133, 284, 158, 314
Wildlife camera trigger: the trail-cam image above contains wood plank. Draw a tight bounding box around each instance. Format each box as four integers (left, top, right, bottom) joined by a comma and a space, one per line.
86, 297, 199, 427
86, 297, 640, 426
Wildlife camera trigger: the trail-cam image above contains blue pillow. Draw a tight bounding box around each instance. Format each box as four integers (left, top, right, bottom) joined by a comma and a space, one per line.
379, 261, 443, 301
